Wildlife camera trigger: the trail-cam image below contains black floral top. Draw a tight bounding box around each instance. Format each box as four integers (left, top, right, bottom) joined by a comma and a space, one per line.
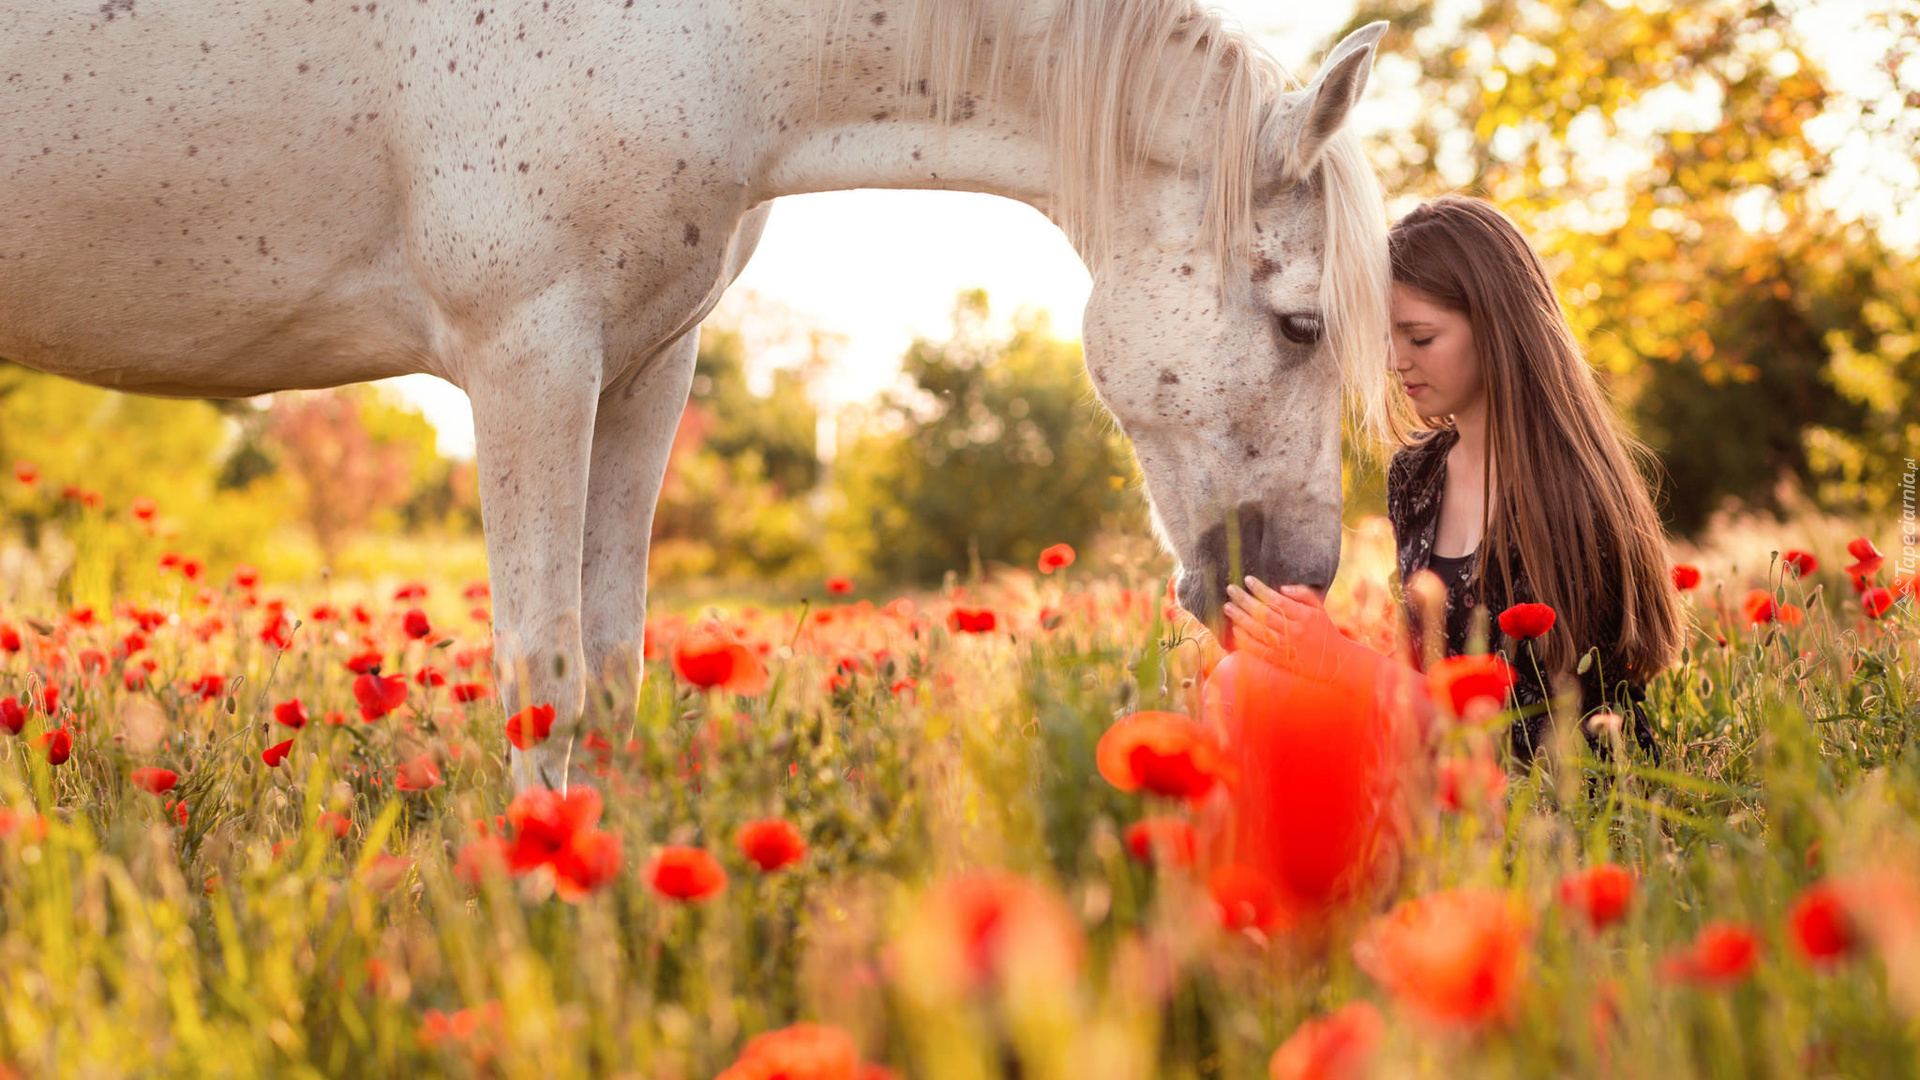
1385, 426, 1660, 764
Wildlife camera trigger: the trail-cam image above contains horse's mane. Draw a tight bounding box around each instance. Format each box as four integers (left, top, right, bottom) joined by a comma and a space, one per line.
836, 0, 1391, 448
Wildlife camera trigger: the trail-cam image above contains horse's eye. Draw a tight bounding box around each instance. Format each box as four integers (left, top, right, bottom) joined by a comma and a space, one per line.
1278, 314, 1323, 345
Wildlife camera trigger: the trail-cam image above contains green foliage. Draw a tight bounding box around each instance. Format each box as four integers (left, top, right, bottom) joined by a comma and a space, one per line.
1344, 0, 1920, 532
648, 327, 828, 585
691, 327, 823, 497
832, 292, 1149, 583
0, 361, 291, 601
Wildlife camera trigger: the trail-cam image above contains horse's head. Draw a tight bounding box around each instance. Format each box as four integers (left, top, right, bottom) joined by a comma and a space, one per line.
1079, 22, 1390, 629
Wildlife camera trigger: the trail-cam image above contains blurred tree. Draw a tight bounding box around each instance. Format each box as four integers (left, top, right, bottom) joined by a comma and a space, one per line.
690, 325, 823, 496
1342, 0, 1920, 532
267, 386, 430, 565
831, 291, 1148, 583
648, 322, 827, 584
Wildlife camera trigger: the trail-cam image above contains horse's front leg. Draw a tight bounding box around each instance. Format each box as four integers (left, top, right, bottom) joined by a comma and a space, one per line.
467, 286, 603, 793
580, 330, 700, 718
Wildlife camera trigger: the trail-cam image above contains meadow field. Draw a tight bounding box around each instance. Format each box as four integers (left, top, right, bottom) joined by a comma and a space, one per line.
0, 486, 1916, 1080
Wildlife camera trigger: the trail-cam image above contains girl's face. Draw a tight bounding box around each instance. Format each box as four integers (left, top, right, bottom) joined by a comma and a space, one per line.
1390, 282, 1483, 420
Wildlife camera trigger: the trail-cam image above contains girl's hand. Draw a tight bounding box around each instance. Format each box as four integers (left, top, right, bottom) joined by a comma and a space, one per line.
1222, 577, 1358, 685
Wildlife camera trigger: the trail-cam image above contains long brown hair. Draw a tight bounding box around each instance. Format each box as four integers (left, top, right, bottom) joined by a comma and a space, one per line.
1387, 195, 1682, 689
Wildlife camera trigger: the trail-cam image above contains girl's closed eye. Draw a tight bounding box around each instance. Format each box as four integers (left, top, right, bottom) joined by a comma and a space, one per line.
1411, 337, 1434, 347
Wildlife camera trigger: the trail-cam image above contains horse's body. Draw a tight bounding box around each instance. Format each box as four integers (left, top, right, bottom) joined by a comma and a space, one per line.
0, 0, 1389, 788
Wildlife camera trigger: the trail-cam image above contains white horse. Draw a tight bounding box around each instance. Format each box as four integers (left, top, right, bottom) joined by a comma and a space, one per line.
0, 0, 1389, 789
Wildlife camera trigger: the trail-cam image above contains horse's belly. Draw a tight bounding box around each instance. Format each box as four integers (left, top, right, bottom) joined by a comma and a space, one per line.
0, 0, 427, 393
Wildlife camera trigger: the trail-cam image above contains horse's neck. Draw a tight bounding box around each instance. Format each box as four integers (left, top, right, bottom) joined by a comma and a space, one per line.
747, 0, 1065, 218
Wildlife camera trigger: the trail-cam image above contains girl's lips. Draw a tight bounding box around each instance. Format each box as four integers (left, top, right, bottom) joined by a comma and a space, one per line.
1404, 383, 1427, 395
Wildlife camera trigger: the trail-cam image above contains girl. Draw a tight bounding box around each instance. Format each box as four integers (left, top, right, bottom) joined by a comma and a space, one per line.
1226, 195, 1684, 764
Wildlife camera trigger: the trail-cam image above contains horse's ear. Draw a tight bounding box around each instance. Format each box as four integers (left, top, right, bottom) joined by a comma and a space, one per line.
1265, 21, 1388, 186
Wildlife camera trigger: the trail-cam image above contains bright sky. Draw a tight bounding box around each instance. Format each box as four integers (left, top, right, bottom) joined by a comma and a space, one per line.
390, 0, 1914, 457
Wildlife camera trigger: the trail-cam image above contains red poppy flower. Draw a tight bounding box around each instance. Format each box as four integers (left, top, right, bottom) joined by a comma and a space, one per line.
1557, 864, 1636, 932
736, 818, 808, 872
403, 608, 433, 640
37, 728, 73, 766
0, 624, 19, 652
1124, 817, 1198, 868
67, 605, 96, 627
317, 811, 352, 838
1497, 602, 1555, 640
308, 604, 338, 623
1267, 1000, 1384, 1080
393, 581, 428, 601
1436, 755, 1506, 812
1864, 587, 1895, 619
453, 837, 510, 886
273, 699, 309, 729
1038, 543, 1076, 574
1354, 889, 1531, 1027
891, 871, 1083, 999
504, 786, 622, 901
345, 648, 384, 674
671, 619, 770, 696
1845, 537, 1884, 579
462, 581, 491, 601
413, 666, 445, 688
825, 576, 856, 595
450, 682, 490, 703
131, 495, 157, 521
417, 1000, 502, 1051
354, 672, 408, 720
1095, 711, 1229, 802
179, 557, 205, 582
258, 613, 294, 649
39, 684, 59, 714
1426, 654, 1517, 719
1743, 590, 1779, 625
645, 845, 727, 902
1782, 550, 1817, 577
1661, 921, 1761, 987
12, 460, 37, 485
0, 697, 24, 735
262, 738, 294, 768
1787, 883, 1860, 967
946, 607, 998, 633
1200, 651, 1405, 925
1210, 864, 1285, 932
230, 564, 260, 589
715, 1022, 862, 1080
188, 673, 225, 702
130, 766, 178, 794
393, 753, 442, 791
506, 703, 557, 750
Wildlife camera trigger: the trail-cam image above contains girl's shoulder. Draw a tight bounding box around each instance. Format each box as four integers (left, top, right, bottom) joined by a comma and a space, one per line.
1387, 426, 1457, 489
